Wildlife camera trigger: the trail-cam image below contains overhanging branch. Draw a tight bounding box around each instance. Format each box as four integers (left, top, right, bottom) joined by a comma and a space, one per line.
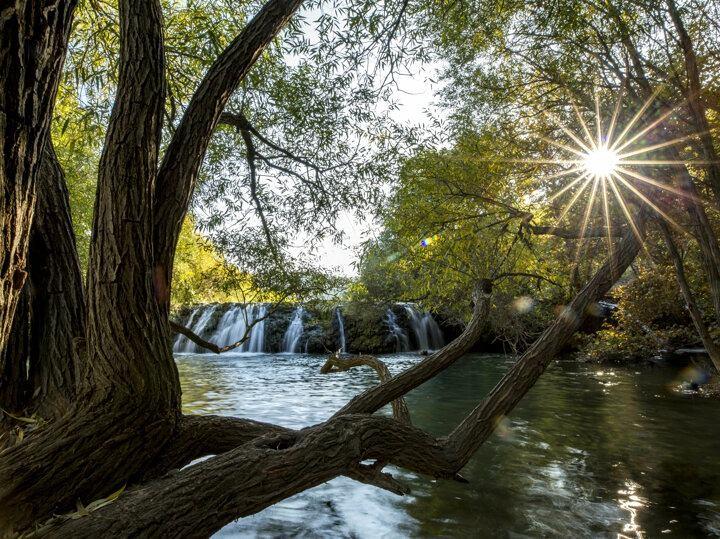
320, 353, 411, 424
152, 0, 306, 307
170, 307, 273, 354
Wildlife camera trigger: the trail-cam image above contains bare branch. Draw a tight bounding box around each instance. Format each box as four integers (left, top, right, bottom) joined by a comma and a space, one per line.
527, 224, 624, 239
493, 272, 562, 288
236, 119, 281, 263
170, 304, 279, 354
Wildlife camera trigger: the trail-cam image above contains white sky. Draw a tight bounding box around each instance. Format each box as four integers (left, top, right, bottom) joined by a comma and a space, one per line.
301, 68, 441, 277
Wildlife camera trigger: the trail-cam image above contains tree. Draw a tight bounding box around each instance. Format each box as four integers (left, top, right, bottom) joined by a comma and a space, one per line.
0, 0, 644, 535
420, 0, 720, 369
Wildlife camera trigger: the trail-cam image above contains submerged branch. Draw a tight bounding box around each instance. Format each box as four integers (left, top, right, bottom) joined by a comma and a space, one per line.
320, 353, 411, 424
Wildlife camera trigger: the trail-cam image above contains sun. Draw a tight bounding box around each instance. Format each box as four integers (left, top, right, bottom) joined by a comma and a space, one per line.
524, 86, 706, 264
583, 147, 619, 179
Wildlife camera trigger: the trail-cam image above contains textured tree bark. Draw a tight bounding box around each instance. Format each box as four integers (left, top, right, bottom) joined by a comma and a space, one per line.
0, 0, 77, 353
0, 0, 177, 530
0, 287, 31, 413
0, 0, 657, 535
83, 0, 179, 408
1, 144, 85, 418
25, 143, 85, 417
0, 0, 310, 531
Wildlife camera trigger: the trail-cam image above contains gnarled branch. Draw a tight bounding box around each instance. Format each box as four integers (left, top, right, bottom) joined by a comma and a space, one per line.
320, 353, 411, 424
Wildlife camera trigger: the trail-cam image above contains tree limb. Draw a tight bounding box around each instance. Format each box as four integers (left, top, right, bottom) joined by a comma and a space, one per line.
527, 224, 624, 239
236, 118, 281, 263
320, 353, 411, 424
170, 305, 276, 354
332, 283, 493, 418
152, 0, 305, 309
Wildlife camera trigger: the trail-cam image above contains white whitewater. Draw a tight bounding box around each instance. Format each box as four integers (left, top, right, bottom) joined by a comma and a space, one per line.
173, 304, 267, 353
402, 304, 445, 351
174, 304, 218, 353
214, 304, 268, 353
282, 306, 305, 353
335, 308, 347, 352
385, 309, 409, 352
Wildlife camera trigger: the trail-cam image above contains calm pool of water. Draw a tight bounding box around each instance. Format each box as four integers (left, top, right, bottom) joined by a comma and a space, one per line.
175, 353, 720, 538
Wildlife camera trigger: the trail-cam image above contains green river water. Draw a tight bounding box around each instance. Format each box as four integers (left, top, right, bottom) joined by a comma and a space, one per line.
176, 352, 720, 538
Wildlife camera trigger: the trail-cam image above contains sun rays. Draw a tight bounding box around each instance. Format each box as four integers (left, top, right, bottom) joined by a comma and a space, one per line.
534, 87, 711, 262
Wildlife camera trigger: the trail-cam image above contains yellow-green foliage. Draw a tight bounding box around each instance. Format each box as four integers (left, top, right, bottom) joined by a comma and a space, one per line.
358, 129, 572, 324
52, 82, 102, 274
171, 218, 254, 306
579, 265, 703, 362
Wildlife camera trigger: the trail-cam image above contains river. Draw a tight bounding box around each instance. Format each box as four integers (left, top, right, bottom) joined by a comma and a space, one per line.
175, 352, 720, 537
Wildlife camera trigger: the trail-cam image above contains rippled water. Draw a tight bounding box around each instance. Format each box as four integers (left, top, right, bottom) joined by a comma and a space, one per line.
175, 352, 720, 538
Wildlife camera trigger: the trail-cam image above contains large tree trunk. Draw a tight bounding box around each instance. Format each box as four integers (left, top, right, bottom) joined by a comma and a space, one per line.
0, 0, 77, 353
0, 0, 309, 531
0, 0, 176, 529
0, 144, 85, 418
25, 143, 86, 417
82, 0, 178, 409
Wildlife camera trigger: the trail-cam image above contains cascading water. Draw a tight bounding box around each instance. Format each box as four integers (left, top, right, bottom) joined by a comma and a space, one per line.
173, 307, 202, 352
174, 304, 218, 353
403, 304, 445, 351
173, 304, 267, 353
385, 309, 409, 352
214, 304, 268, 353
282, 307, 305, 353
335, 308, 347, 353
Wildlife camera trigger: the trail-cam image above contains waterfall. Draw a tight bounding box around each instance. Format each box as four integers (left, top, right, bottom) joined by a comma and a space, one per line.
214, 304, 268, 353
403, 304, 445, 351
335, 308, 347, 353
282, 307, 305, 353
385, 309, 409, 352
246, 304, 268, 353
173, 304, 218, 353
173, 303, 267, 354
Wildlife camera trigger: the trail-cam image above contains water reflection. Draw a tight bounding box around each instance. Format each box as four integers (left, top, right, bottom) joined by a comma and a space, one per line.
176, 353, 720, 537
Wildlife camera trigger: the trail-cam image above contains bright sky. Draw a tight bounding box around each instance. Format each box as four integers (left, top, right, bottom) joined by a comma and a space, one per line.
303, 67, 441, 276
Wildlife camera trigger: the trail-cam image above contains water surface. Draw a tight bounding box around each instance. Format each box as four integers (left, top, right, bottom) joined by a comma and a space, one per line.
176, 353, 720, 538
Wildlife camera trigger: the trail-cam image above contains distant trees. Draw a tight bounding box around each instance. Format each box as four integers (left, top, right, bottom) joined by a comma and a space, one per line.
368, 0, 720, 368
